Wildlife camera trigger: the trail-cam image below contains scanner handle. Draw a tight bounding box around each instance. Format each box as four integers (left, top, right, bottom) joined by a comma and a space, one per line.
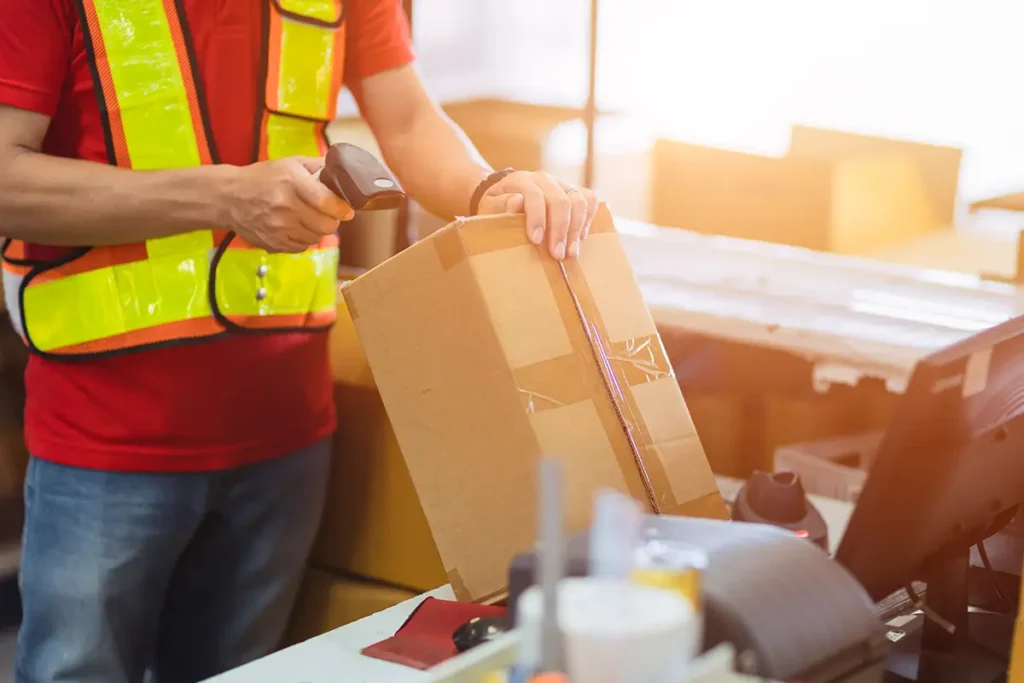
314, 143, 405, 212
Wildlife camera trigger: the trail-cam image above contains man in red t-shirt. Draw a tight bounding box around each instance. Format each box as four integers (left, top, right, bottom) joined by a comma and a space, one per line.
0, 1, 597, 681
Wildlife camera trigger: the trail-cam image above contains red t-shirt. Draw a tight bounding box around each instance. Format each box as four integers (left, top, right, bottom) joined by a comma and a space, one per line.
0, 0, 414, 472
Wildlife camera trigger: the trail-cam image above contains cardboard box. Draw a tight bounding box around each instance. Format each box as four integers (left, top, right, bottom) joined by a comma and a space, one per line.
788, 125, 962, 227
310, 296, 447, 592
343, 207, 729, 602
650, 138, 939, 254
773, 431, 884, 502
868, 227, 1019, 281
0, 368, 26, 514
284, 568, 416, 645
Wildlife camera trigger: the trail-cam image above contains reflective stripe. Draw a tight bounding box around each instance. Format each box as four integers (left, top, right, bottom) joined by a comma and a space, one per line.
277, 0, 343, 24
272, 14, 337, 119
22, 245, 338, 353
85, 0, 208, 169
23, 248, 213, 352
262, 0, 345, 161
265, 113, 326, 160
216, 246, 339, 318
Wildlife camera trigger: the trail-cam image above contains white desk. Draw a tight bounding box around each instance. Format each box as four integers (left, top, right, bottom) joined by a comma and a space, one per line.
205, 477, 855, 683
206, 586, 456, 683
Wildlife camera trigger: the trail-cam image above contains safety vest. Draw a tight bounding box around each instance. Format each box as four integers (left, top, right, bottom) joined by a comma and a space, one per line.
1, 0, 347, 358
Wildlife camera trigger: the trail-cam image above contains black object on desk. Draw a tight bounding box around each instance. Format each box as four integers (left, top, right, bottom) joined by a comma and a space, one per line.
733, 470, 829, 551
835, 313, 1024, 683
452, 616, 508, 653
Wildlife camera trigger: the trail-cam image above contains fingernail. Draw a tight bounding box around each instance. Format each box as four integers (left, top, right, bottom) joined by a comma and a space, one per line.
553, 241, 566, 260
531, 226, 544, 244
567, 240, 579, 258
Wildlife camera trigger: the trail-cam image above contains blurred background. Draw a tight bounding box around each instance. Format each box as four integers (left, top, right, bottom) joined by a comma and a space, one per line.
337, 0, 1024, 274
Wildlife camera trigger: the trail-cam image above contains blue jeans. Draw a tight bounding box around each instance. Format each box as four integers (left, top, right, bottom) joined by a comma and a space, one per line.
15, 439, 331, 683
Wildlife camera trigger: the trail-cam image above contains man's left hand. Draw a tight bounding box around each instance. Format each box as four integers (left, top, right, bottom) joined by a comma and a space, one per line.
476, 170, 598, 261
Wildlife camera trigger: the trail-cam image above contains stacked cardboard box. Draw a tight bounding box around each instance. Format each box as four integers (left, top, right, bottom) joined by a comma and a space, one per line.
284, 568, 416, 646
0, 315, 27, 543
310, 293, 448, 593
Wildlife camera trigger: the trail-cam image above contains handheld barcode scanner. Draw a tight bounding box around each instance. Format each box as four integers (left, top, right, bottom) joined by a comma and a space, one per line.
315, 142, 405, 211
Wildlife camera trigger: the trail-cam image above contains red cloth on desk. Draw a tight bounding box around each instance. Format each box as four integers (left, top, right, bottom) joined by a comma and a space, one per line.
361, 597, 507, 670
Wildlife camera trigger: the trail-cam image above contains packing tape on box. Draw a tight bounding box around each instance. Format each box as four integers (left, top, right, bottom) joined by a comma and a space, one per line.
433, 209, 686, 514
545, 255, 675, 513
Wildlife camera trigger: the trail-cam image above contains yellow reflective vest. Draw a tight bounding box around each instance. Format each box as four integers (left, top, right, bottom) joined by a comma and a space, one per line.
2, 0, 346, 358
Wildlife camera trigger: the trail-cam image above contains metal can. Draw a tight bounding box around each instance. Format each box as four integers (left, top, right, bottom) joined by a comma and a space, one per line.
629, 532, 708, 615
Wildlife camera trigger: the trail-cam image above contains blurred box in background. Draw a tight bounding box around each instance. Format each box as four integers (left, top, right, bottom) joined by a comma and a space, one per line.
444, 99, 654, 220
788, 125, 962, 227
0, 314, 27, 543
284, 567, 416, 645
651, 127, 962, 255
311, 295, 448, 593
651, 137, 940, 254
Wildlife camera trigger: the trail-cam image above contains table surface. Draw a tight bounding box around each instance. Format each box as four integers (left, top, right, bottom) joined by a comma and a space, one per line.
616, 219, 1024, 393
205, 477, 855, 683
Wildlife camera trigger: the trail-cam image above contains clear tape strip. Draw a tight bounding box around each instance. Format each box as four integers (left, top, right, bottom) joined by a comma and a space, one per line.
557, 261, 661, 514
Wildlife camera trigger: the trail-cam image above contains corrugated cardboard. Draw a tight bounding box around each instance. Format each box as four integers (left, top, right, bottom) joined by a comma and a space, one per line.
284, 568, 415, 645
310, 296, 447, 592
650, 138, 938, 254
343, 206, 729, 602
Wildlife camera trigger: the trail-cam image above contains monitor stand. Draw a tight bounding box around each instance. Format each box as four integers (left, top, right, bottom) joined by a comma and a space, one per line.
884, 548, 1015, 683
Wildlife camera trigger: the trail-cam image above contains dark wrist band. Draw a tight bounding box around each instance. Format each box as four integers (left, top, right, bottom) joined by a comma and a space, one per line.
469, 168, 515, 216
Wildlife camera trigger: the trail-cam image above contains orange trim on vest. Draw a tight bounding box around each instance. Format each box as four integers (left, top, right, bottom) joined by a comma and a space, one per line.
225, 233, 340, 251
223, 310, 336, 329
52, 317, 227, 356
266, 7, 284, 113
30, 244, 149, 284
79, 0, 131, 168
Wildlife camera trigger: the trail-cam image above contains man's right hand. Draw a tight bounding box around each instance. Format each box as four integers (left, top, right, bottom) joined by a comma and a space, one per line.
221, 157, 354, 253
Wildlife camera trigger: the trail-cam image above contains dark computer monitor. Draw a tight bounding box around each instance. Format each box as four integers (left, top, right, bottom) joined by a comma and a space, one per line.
836, 313, 1024, 682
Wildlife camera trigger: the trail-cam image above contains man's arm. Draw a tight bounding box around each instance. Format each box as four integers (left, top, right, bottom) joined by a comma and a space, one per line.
356, 65, 597, 260
0, 106, 352, 253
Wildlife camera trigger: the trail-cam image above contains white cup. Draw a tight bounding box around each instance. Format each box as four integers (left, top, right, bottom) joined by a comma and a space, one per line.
516, 577, 697, 683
